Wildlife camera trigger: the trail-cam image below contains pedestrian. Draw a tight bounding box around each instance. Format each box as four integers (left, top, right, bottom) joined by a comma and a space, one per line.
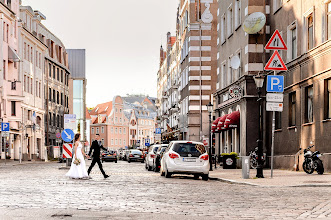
65, 133, 90, 179
87, 134, 109, 179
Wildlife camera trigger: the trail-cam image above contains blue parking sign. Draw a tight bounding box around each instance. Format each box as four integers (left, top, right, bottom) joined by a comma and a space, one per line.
267, 75, 284, 93
1, 123, 10, 131
155, 128, 161, 134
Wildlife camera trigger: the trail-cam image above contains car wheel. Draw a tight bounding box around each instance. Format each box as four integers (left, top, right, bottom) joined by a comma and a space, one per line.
202, 174, 209, 181
165, 168, 172, 178
145, 163, 148, 170
194, 174, 200, 180
128, 160, 131, 163
102, 160, 104, 163
115, 160, 117, 163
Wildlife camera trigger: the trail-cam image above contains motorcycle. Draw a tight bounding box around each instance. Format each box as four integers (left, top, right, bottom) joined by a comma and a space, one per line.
249, 147, 265, 169
302, 145, 324, 175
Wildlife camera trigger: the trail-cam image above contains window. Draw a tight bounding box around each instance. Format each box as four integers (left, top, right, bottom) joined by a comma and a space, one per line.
275, 112, 282, 129
39, 82, 41, 97
61, 70, 63, 82
111, 127, 113, 133
49, 113, 52, 125
273, 0, 283, 13
49, 88, 51, 101
119, 128, 122, 134
228, 57, 233, 84
221, 14, 226, 43
115, 117, 118, 123
111, 139, 114, 145
57, 115, 59, 127
11, 101, 16, 116
57, 68, 59, 81
53, 113, 55, 126
101, 127, 104, 133
115, 139, 118, 145
227, 5, 233, 37
61, 93, 63, 105
35, 81, 38, 96
30, 47, 33, 63
53, 89, 55, 102
96, 127, 99, 134
91, 128, 94, 134
289, 92, 296, 126
325, 79, 331, 119
119, 118, 122, 123
305, 86, 314, 123
53, 66, 56, 79
3, 60, 5, 80
235, 0, 241, 29
221, 61, 227, 88
287, 23, 297, 61
123, 128, 126, 134
123, 139, 126, 146
11, 81, 16, 90
115, 108, 118, 113
24, 43, 26, 59
101, 139, 104, 145
115, 128, 118, 134
307, 14, 314, 50
57, 92, 59, 104
328, 3, 331, 40
49, 64, 52, 77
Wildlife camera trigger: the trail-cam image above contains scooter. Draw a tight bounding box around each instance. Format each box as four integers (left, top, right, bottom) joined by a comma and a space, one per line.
301, 145, 324, 175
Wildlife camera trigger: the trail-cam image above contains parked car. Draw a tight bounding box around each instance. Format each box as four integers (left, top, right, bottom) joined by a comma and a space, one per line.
160, 141, 209, 181
145, 145, 160, 171
101, 150, 118, 163
153, 144, 168, 172
127, 150, 144, 163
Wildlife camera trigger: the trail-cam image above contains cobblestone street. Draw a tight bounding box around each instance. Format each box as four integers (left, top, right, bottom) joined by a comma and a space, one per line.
1, 161, 331, 219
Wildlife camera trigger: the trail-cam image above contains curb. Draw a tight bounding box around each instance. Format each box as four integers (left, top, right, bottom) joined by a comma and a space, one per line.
210, 176, 331, 188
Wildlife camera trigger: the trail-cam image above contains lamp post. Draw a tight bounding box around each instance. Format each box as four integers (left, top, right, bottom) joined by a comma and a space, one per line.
253, 74, 265, 178
206, 102, 213, 171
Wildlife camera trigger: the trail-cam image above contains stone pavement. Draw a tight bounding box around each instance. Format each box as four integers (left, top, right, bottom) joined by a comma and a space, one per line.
0, 160, 331, 219
209, 166, 331, 187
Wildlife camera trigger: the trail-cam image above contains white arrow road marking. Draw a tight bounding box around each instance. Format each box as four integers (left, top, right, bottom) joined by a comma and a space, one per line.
64, 130, 72, 140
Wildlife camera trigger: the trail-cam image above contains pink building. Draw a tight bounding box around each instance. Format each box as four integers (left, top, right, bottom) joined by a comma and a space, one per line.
89, 96, 129, 150
0, 0, 22, 160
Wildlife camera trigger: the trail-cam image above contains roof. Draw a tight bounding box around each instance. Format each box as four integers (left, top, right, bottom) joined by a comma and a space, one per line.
170, 37, 176, 46
90, 101, 113, 116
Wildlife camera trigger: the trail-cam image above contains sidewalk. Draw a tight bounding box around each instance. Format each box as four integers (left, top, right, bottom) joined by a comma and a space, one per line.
209, 167, 331, 187
0, 159, 49, 167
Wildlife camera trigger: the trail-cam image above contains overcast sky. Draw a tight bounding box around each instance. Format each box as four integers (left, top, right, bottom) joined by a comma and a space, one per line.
22, 0, 178, 107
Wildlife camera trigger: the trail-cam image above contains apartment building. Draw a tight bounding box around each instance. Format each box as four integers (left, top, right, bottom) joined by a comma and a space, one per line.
19, 5, 48, 160
269, 0, 331, 171
39, 23, 71, 154
0, 0, 21, 160
157, 0, 218, 142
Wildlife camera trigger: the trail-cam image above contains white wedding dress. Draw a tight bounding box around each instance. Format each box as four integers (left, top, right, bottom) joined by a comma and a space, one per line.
65, 142, 88, 179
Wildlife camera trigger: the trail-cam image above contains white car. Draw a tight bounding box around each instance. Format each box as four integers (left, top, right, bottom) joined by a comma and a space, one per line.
160, 141, 210, 181
145, 145, 161, 171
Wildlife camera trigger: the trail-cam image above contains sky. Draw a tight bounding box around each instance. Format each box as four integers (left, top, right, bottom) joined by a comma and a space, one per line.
22, 0, 178, 107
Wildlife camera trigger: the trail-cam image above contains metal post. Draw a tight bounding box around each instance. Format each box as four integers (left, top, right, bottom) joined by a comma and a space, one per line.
209, 111, 213, 171
271, 70, 277, 178
256, 87, 264, 178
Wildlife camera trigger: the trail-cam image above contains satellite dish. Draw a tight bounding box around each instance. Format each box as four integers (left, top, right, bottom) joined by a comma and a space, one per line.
243, 12, 266, 34
230, 56, 240, 70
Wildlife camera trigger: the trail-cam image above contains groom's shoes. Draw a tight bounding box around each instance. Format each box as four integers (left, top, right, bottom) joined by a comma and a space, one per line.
104, 175, 110, 179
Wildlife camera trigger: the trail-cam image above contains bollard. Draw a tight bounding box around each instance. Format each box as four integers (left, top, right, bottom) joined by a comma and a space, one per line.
242, 156, 250, 179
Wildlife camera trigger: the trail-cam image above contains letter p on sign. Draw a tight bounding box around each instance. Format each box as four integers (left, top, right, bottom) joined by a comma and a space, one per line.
267, 75, 284, 93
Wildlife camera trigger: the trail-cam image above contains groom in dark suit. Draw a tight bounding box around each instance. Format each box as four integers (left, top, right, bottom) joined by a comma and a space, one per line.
87, 134, 109, 178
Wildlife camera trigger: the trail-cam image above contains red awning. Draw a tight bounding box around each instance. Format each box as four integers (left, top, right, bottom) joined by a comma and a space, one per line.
224, 111, 240, 129
217, 115, 228, 131
211, 117, 221, 133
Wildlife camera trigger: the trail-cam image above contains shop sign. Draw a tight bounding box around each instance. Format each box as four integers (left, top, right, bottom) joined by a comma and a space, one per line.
229, 85, 243, 98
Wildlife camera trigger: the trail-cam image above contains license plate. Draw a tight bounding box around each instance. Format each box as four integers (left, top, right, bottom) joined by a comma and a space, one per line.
107, 155, 111, 156
183, 158, 196, 162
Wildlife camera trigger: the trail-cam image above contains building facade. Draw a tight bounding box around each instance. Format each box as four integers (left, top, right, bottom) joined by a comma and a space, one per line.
18, 5, 48, 160
270, 0, 331, 171
67, 49, 87, 142
40, 24, 71, 157
157, 0, 218, 143
0, 0, 21, 160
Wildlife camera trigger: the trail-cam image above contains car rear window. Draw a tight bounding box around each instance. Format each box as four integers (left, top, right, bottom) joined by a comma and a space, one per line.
172, 143, 206, 157
131, 150, 142, 155
153, 146, 159, 153
160, 147, 167, 153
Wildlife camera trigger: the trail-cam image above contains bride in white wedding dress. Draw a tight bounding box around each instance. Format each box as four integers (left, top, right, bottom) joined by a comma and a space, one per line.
65, 133, 90, 179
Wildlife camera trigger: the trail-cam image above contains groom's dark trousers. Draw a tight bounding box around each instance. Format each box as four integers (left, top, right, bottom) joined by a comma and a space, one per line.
87, 140, 107, 177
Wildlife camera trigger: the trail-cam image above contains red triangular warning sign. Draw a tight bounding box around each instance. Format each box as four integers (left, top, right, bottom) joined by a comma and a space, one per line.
265, 29, 287, 50
264, 51, 287, 71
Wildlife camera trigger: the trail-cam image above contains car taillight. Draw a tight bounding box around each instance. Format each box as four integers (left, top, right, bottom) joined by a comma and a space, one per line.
114, 153, 116, 156
129, 154, 133, 157
200, 155, 209, 160
141, 155, 144, 158
151, 154, 155, 158
169, 153, 179, 159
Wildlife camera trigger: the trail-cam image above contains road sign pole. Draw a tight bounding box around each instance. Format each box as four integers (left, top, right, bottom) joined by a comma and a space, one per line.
271, 70, 276, 178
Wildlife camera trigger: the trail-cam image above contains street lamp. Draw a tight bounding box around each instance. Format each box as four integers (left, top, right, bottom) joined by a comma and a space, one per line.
206, 102, 213, 171
253, 74, 265, 178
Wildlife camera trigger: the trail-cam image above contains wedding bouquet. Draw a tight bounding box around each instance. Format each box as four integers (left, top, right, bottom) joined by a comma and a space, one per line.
73, 158, 81, 166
